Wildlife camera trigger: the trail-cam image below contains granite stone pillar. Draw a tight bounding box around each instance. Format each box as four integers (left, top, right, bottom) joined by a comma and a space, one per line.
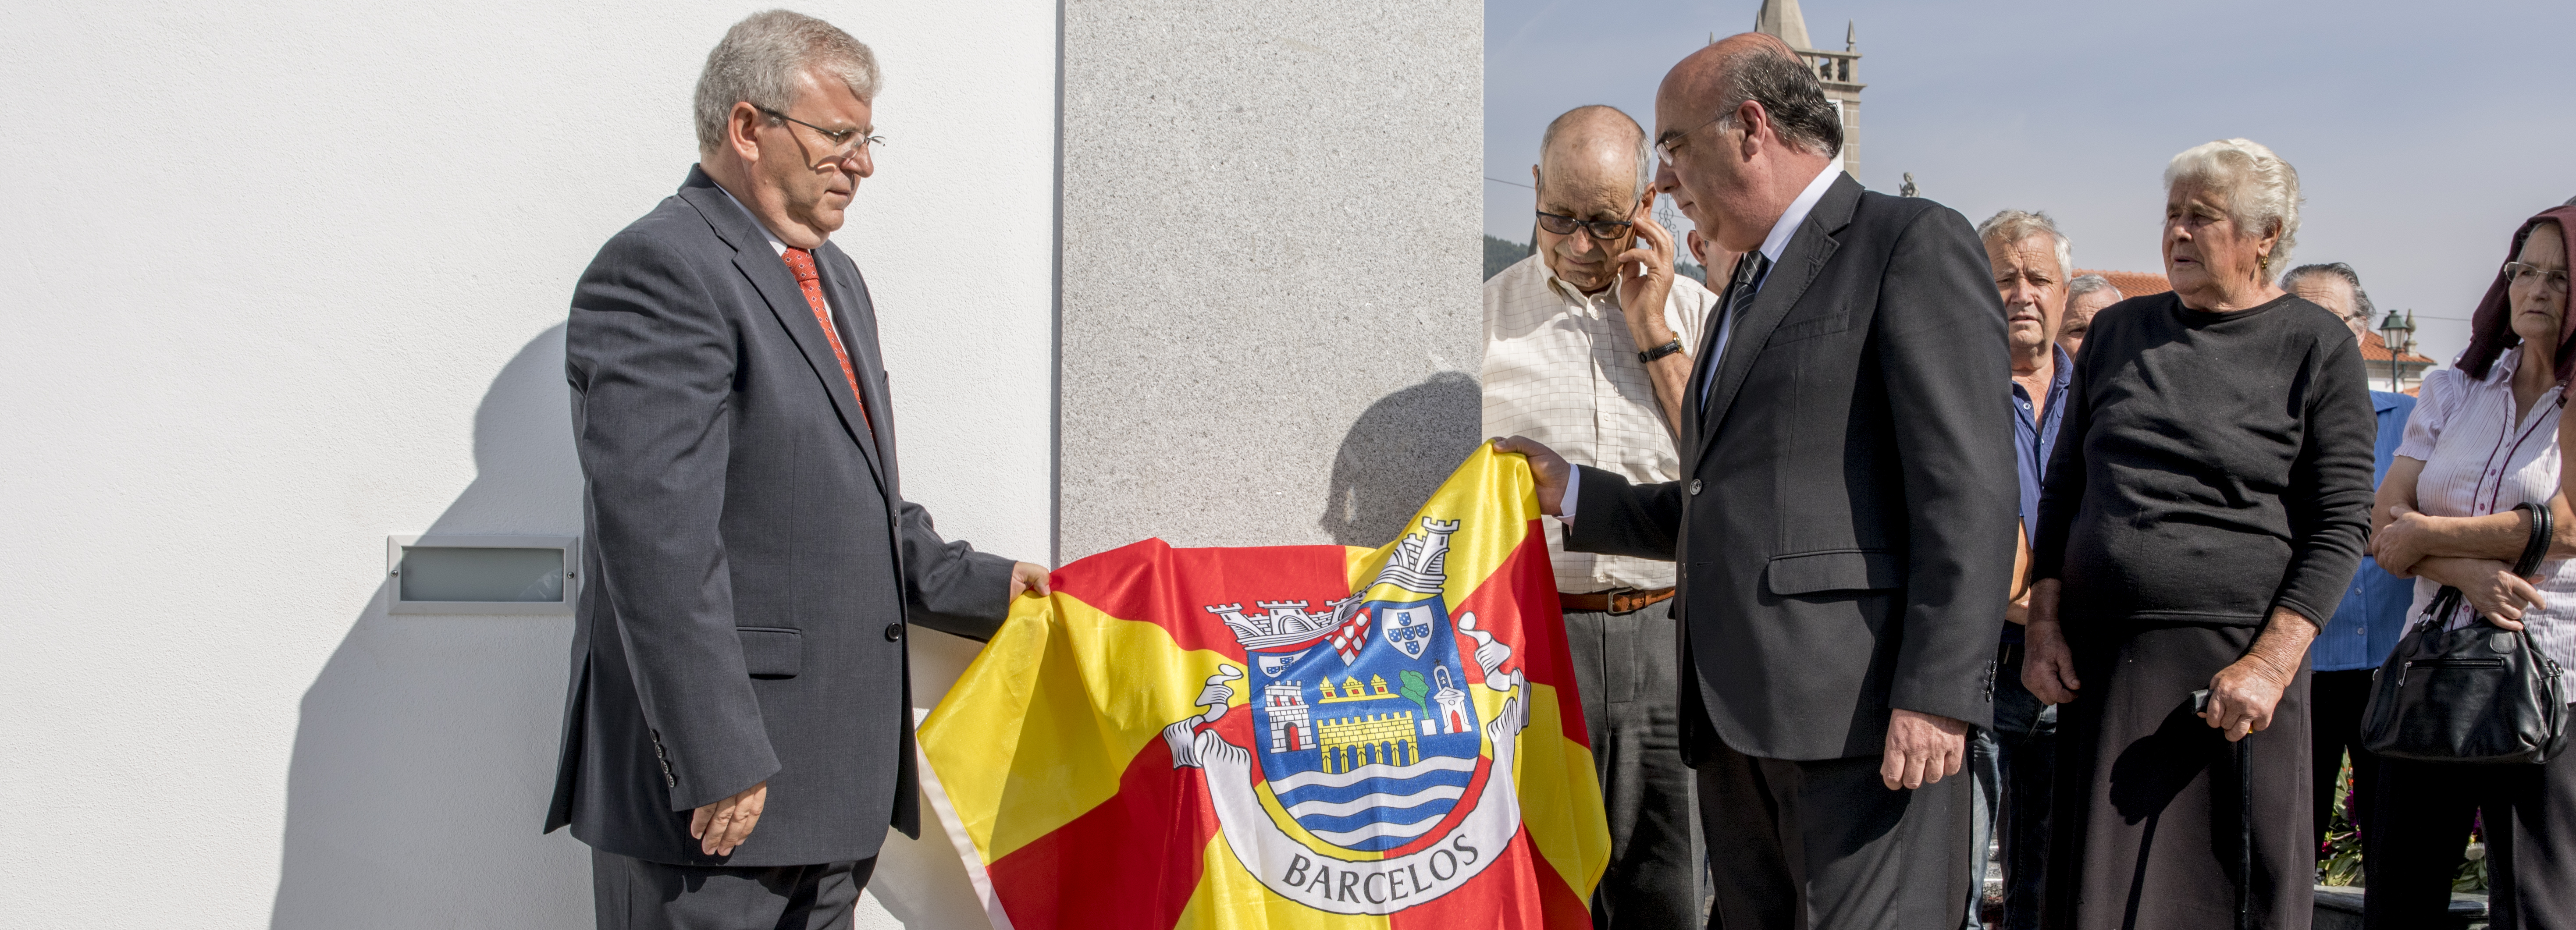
1057, 0, 1484, 560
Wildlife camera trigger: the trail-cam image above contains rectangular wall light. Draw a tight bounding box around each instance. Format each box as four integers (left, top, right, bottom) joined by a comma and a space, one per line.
386, 535, 580, 615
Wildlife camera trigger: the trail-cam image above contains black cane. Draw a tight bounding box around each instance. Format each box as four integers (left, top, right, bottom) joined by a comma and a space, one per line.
2192, 688, 2253, 930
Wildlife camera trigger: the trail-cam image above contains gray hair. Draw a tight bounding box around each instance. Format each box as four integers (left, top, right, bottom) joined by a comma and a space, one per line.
2280, 262, 2377, 326
2067, 273, 2123, 305
2164, 138, 2302, 274
694, 10, 881, 158
1975, 209, 2073, 280
1537, 105, 1654, 205
1715, 47, 1843, 159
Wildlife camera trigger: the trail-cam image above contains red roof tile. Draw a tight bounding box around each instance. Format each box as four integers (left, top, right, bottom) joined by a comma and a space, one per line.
2358, 330, 2437, 365
2077, 269, 2172, 298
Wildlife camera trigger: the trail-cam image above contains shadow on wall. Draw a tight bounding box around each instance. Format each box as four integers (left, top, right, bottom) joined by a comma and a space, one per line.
268, 324, 990, 929
1316, 371, 1484, 547
269, 324, 593, 928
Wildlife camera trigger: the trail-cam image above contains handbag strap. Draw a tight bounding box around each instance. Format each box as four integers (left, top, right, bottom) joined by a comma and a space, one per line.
2417, 586, 2466, 639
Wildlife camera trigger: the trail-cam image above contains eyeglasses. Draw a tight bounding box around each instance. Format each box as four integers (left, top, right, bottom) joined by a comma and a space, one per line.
1535, 210, 1634, 241
757, 106, 885, 160
2507, 261, 2570, 295
1653, 113, 1730, 167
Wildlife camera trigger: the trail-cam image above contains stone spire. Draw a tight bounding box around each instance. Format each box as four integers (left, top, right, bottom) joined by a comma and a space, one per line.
1757, 0, 1813, 51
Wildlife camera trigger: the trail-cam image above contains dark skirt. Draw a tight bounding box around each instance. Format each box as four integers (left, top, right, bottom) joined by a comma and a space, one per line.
2365, 733, 2576, 928
2041, 624, 2314, 930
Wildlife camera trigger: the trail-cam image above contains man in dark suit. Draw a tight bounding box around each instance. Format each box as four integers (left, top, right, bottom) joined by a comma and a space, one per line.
1498, 34, 2016, 929
544, 11, 1048, 929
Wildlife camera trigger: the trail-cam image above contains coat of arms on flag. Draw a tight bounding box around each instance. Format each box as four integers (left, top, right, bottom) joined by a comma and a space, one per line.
916, 447, 1608, 929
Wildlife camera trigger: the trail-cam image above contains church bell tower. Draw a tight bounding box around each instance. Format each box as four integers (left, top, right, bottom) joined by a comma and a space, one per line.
1752, 0, 1864, 179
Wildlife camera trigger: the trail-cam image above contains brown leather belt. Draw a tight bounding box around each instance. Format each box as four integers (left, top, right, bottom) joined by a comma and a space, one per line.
1558, 587, 1676, 614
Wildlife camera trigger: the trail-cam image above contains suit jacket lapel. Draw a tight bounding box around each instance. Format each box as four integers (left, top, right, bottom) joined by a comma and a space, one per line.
1696, 174, 1862, 464
675, 172, 889, 494
1680, 295, 1727, 469
817, 241, 894, 485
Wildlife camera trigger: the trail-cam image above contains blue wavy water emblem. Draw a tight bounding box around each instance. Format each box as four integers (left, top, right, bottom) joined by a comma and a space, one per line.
1246, 596, 1484, 853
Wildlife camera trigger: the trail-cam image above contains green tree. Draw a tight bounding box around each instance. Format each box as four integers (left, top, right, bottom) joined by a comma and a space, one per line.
1399, 669, 1430, 716
1484, 235, 1530, 280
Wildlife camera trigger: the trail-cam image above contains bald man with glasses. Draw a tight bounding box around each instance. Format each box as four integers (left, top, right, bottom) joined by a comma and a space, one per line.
1482, 104, 1722, 928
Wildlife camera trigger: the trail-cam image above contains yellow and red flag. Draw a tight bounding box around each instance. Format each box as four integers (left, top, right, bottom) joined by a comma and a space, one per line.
918, 447, 1608, 928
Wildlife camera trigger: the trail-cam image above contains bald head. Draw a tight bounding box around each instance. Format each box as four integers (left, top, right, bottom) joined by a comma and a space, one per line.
1657, 35, 1789, 137
1531, 105, 1653, 293
1658, 34, 1839, 160
1665, 33, 1796, 104
1537, 105, 1651, 205
1648, 32, 1841, 252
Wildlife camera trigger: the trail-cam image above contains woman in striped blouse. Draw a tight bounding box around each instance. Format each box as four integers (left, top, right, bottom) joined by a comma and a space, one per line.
2369, 204, 2576, 927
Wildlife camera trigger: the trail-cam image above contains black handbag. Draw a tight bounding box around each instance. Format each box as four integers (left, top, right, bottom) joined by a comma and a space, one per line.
2361, 501, 2570, 764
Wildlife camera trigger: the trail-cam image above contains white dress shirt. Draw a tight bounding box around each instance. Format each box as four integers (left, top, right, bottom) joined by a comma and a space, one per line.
1564, 160, 1847, 523
717, 183, 842, 323
2396, 346, 2576, 693
1701, 158, 1844, 408
1484, 253, 1719, 593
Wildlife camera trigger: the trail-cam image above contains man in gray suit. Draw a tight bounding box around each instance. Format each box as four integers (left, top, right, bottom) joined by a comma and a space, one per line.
1498, 33, 2016, 929
544, 11, 1048, 928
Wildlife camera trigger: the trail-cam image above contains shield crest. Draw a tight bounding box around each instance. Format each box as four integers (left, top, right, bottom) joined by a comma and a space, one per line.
1246, 594, 1484, 853
1381, 601, 1439, 660
1255, 648, 1312, 678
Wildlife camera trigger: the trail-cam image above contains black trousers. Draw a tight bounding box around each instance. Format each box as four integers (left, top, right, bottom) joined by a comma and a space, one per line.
2040, 624, 2313, 930
2309, 668, 2380, 855
1696, 731, 1972, 929
1563, 606, 1704, 928
591, 847, 874, 930
2364, 731, 2576, 929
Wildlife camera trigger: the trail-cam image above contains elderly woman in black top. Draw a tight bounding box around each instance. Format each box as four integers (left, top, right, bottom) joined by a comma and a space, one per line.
2024, 138, 2377, 929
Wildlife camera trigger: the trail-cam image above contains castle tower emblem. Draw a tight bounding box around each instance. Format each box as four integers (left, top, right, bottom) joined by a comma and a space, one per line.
1375, 518, 1457, 595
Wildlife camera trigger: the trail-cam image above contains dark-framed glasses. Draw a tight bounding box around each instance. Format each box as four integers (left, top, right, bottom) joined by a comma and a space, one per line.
757, 106, 885, 159
1535, 210, 1634, 241
2507, 261, 2570, 294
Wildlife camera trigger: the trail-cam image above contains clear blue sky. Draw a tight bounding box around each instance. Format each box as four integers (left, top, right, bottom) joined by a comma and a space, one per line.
1487, 0, 2576, 372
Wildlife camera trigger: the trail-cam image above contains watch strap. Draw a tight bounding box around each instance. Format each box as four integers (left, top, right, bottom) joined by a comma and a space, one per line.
1638, 338, 1684, 364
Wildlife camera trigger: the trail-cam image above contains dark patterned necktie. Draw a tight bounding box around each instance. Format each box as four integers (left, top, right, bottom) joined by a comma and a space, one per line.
1699, 249, 1774, 417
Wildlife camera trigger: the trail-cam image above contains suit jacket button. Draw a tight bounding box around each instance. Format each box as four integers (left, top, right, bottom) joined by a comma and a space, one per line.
1689, 479, 1703, 495
885, 622, 904, 642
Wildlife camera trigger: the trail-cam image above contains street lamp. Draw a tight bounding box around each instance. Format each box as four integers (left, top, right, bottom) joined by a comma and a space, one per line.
2378, 309, 2416, 393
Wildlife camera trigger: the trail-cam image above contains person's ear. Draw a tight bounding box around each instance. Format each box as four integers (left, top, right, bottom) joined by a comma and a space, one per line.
1736, 100, 1772, 154
729, 101, 765, 163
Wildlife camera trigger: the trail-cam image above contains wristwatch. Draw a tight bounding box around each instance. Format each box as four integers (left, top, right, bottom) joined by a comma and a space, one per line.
1638, 339, 1684, 363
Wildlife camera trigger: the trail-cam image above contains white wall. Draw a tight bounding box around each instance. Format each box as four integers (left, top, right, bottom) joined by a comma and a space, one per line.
0, 2, 1056, 926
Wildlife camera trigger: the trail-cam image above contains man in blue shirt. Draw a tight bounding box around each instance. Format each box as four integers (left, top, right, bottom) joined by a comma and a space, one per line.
2285, 262, 2416, 857
1964, 210, 2073, 930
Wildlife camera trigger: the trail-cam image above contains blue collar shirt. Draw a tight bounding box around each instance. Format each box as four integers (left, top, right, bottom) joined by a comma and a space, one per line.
2312, 389, 2420, 671
2005, 342, 2074, 643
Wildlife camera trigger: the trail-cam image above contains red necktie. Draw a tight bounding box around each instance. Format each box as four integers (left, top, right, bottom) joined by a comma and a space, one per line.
781, 247, 871, 431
